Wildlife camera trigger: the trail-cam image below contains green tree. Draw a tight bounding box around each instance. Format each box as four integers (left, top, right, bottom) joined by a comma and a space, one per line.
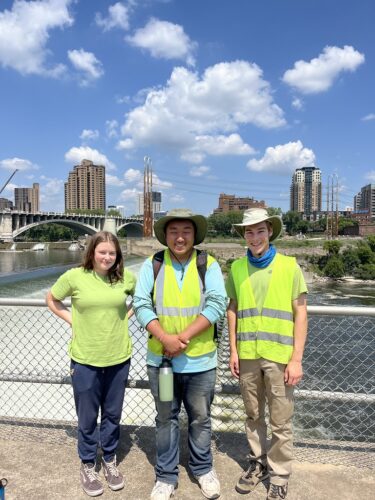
338, 217, 357, 235
323, 240, 342, 255
282, 211, 301, 235
267, 207, 282, 216
207, 211, 243, 237
365, 235, 375, 252
107, 209, 122, 217
342, 248, 361, 274
353, 263, 375, 280
356, 241, 374, 264
323, 256, 345, 278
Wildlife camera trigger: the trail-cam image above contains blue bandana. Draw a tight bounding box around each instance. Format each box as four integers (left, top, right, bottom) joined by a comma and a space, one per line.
247, 244, 276, 269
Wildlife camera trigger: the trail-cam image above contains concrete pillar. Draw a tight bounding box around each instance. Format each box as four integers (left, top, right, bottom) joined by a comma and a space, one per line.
0, 213, 14, 241
103, 218, 117, 235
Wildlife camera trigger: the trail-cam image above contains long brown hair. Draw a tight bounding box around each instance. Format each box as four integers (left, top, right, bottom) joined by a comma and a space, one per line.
82, 231, 124, 283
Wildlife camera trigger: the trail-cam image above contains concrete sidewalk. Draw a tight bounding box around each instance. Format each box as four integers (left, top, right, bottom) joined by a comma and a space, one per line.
1, 424, 374, 500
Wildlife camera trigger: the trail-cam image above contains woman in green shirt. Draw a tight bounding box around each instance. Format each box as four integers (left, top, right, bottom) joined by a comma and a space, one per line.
46, 231, 136, 497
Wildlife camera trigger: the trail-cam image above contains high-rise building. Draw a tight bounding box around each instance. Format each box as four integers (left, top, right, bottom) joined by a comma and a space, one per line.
137, 191, 162, 215
64, 159, 105, 211
0, 197, 13, 210
213, 193, 265, 214
354, 184, 375, 219
14, 183, 40, 212
290, 166, 322, 218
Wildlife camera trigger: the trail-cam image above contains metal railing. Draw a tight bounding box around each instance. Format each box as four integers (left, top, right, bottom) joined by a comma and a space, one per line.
0, 299, 374, 468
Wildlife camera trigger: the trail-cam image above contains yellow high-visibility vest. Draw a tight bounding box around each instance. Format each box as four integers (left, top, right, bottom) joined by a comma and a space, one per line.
232, 253, 295, 364
149, 249, 216, 357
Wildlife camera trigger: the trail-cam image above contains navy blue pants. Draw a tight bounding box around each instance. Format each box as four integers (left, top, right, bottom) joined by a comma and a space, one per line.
70, 359, 131, 463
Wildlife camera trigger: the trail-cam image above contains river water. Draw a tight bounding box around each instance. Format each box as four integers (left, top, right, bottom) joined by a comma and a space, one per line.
0, 249, 374, 442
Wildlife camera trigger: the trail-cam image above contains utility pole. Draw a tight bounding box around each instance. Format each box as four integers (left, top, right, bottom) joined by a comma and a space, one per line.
143, 156, 153, 237
326, 175, 330, 239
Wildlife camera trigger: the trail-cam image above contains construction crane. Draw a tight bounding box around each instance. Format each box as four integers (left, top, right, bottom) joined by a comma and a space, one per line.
0, 169, 18, 196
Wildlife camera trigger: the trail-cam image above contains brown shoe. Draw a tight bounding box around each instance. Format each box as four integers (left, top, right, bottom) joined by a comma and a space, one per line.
102, 456, 124, 491
267, 483, 288, 499
235, 461, 269, 494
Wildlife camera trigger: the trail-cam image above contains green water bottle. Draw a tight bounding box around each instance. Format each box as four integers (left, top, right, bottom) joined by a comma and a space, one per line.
159, 357, 173, 402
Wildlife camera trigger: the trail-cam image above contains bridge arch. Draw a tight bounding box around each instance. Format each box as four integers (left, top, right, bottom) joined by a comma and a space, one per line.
117, 222, 144, 237
13, 219, 97, 239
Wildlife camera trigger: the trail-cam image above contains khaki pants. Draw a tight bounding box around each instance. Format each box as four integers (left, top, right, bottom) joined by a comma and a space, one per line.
239, 358, 294, 486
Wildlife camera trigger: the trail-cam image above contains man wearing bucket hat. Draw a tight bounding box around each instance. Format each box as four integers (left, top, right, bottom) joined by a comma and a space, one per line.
226, 208, 308, 499
133, 209, 226, 500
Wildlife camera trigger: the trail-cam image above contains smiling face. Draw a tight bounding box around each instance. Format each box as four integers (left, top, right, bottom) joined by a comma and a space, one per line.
165, 219, 195, 261
244, 221, 273, 258
93, 241, 117, 275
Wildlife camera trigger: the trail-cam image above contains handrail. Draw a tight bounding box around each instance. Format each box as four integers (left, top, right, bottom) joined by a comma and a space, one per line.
1, 299, 375, 317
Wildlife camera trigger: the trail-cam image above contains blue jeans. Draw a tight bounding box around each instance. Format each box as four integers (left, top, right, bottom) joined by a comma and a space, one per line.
147, 365, 216, 485
71, 359, 130, 463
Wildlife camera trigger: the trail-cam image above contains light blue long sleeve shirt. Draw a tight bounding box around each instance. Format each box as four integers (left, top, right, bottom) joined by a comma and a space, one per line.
133, 254, 227, 373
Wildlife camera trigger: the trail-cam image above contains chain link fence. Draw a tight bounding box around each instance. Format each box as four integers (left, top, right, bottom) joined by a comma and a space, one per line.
0, 300, 374, 468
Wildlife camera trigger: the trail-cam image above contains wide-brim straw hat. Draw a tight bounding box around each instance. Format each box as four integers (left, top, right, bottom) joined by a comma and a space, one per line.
154, 208, 208, 246
233, 208, 283, 242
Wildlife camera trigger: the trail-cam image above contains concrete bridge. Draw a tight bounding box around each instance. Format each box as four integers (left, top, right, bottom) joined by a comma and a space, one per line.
0, 211, 144, 242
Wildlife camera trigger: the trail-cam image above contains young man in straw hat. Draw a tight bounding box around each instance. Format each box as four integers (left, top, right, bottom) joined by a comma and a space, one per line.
226, 208, 308, 499
133, 209, 226, 500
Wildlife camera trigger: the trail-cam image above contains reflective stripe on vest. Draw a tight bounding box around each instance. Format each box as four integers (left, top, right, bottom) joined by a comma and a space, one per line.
233, 253, 296, 364
148, 249, 216, 357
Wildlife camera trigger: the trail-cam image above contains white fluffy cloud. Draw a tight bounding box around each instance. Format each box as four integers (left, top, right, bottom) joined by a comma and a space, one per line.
0, 0, 73, 77
181, 134, 255, 164
127, 18, 197, 66
95, 2, 130, 32
65, 147, 116, 171
362, 113, 375, 121
282, 45, 365, 94
68, 49, 104, 83
106, 174, 125, 186
292, 98, 303, 110
119, 188, 139, 201
120, 62, 285, 162
123, 168, 172, 191
80, 129, 99, 141
0, 157, 38, 171
247, 141, 316, 174
189, 166, 210, 177
124, 168, 142, 183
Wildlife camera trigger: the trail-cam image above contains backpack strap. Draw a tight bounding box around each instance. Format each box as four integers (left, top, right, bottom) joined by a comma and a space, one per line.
195, 249, 208, 292
151, 250, 164, 298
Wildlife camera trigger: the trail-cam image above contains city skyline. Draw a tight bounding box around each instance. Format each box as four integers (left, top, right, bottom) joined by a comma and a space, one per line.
0, 0, 374, 216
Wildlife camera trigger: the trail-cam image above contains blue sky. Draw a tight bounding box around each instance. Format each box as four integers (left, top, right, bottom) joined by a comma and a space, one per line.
0, 0, 374, 215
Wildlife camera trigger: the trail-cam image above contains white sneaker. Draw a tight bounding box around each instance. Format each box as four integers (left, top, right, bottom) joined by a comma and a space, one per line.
196, 469, 221, 499
150, 480, 175, 500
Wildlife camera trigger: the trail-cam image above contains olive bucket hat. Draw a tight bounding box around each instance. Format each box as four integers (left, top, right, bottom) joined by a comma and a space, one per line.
233, 208, 283, 242
154, 208, 208, 246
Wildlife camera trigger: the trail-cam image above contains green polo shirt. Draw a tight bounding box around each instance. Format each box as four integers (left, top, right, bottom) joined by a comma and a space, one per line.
51, 267, 136, 367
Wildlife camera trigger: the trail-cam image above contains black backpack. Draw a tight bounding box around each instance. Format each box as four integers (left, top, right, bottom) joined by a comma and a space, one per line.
152, 249, 208, 291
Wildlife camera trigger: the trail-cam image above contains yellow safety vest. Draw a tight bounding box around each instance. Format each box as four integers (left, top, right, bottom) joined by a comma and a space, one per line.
232, 253, 295, 364
149, 249, 216, 357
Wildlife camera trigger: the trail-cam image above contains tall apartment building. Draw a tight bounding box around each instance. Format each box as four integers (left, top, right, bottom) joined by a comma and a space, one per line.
64, 159, 106, 211
137, 191, 162, 215
353, 184, 375, 219
290, 166, 322, 219
14, 183, 40, 212
213, 193, 265, 214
